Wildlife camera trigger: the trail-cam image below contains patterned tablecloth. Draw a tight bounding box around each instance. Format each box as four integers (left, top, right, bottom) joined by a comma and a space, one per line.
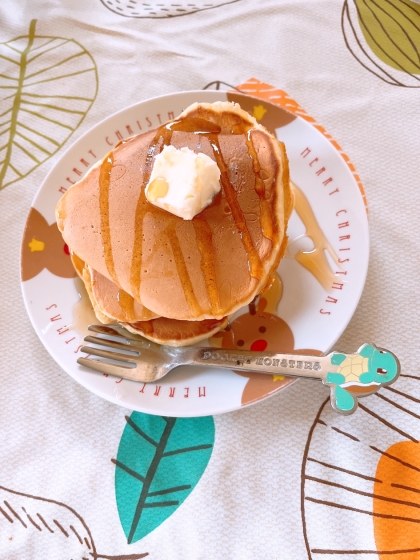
1, 1, 420, 558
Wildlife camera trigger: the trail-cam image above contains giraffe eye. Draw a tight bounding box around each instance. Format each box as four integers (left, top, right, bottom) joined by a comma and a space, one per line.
259, 326, 266, 333
237, 340, 244, 347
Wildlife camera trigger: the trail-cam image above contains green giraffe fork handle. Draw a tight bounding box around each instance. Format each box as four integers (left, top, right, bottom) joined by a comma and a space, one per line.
80, 324, 401, 416
323, 343, 400, 414
192, 342, 400, 415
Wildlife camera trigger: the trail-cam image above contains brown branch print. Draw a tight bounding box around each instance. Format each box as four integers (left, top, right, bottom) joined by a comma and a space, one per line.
0, 485, 148, 559
301, 374, 420, 557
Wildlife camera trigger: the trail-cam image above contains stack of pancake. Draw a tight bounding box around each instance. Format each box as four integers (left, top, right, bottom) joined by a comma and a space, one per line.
56, 101, 293, 346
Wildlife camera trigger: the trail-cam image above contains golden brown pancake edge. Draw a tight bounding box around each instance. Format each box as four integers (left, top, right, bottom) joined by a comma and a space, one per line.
56, 101, 292, 324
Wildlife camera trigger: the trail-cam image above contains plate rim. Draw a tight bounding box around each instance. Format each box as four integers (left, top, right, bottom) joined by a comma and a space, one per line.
20, 89, 370, 416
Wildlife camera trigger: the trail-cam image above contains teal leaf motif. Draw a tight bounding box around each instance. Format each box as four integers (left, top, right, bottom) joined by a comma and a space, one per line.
0, 19, 98, 189
114, 413, 214, 544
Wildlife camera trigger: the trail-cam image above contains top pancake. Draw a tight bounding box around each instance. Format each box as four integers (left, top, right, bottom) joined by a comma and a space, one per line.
56, 101, 292, 321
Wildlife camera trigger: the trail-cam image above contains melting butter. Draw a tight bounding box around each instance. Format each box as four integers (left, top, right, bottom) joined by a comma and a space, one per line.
147, 177, 169, 202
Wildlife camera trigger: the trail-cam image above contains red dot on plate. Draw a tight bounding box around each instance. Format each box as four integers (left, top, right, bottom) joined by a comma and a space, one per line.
63, 243, 70, 255
250, 339, 267, 352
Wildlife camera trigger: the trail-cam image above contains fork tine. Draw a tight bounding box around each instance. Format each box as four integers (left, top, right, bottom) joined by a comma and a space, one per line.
77, 357, 134, 375
84, 335, 140, 354
80, 345, 136, 364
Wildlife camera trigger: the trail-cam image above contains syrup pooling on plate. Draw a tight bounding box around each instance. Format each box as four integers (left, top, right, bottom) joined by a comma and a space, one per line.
97, 109, 280, 317
290, 181, 341, 291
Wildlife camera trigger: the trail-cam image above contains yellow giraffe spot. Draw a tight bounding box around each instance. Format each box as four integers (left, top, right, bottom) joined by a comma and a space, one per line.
252, 105, 267, 121
272, 375, 285, 382
28, 238, 45, 252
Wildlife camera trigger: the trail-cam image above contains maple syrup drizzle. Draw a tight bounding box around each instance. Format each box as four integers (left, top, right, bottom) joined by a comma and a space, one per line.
192, 209, 221, 315
164, 222, 202, 317
99, 151, 118, 284
131, 318, 155, 335
70, 252, 85, 277
129, 119, 220, 311
117, 288, 135, 321
167, 117, 226, 314
290, 181, 341, 290
248, 296, 257, 315
244, 129, 274, 241
128, 114, 269, 315
166, 116, 269, 276
129, 126, 164, 299
207, 132, 264, 279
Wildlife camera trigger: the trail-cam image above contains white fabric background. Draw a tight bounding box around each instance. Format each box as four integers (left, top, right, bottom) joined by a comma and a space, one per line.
1, 0, 419, 558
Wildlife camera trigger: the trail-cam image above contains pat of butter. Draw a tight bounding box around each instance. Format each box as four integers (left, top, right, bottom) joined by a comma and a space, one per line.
145, 145, 221, 220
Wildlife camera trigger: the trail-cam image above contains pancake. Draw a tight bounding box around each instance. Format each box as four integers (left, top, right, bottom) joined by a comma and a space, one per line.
81, 265, 114, 325
72, 253, 157, 322
56, 101, 291, 321
81, 257, 228, 345
124, 316, 229, 347
88, 266, 159, 322
70, 252, 85, 279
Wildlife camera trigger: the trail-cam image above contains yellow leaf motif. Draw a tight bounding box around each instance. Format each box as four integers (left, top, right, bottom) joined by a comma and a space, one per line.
0, 19, 98, 190
272, 375, 285, 382
28, 237, 44, 252
252, 104, 268, 121
342, 0, 420, 88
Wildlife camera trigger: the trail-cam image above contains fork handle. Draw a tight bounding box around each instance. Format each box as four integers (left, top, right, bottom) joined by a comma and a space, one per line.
189, 344, 400, 415
192, 348, 331, 380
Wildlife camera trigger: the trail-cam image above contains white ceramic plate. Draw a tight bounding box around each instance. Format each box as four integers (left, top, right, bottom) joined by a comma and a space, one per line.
21, 90, 369, 416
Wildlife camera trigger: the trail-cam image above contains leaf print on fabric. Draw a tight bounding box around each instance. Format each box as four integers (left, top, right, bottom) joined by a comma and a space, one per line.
99, 0, 242, 19
342, 0, 420, 87
0, 19, 98, 189
114, 414, 214, 544
0, 484, 149, 559
301, 375, 420, 557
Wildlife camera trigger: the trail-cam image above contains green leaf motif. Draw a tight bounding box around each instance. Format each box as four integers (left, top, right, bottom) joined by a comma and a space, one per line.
114, 413, 215, 544
354, 0, 420, 75
0, 19, 98, 190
